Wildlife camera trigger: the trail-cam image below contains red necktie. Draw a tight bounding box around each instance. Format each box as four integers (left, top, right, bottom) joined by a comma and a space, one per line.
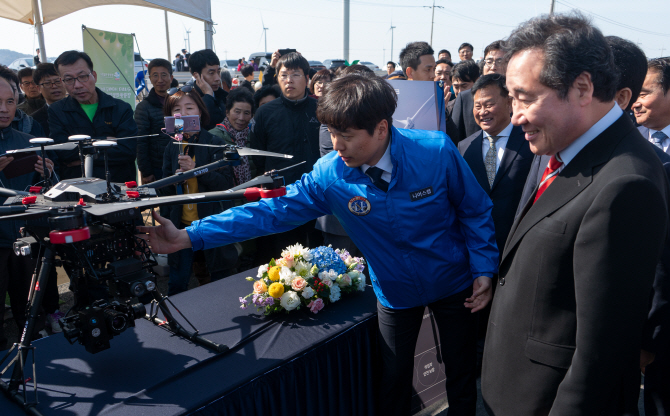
533, 154, 563, 204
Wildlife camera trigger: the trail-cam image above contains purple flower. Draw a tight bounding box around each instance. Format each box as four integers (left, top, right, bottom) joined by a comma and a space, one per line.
239, 297, 249, 309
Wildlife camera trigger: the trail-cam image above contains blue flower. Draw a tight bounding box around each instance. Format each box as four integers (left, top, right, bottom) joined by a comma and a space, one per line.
310, 246, 347, 275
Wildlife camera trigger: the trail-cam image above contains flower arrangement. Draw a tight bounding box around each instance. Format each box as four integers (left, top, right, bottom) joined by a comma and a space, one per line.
240, 244, 366, 315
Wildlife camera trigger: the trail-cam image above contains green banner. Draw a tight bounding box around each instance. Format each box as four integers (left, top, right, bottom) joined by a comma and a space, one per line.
82, 26, 135, 109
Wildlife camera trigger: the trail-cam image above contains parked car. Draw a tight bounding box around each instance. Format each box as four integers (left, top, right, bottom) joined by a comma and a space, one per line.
7, 58, 34, 72
360, 61, 380, 71
308, 60, 326, 71
221, 59, 240, 71
248, 52, 272, 70
323, 59, 346, 70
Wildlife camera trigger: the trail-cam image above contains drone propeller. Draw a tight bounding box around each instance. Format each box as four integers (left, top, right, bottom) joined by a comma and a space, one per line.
171, 143, 293, 159
0, 187, 30, 198
2, 142, 79, 156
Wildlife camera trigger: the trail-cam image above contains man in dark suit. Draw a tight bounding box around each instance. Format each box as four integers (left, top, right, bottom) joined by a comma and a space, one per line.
458, 73, 533, 372
30, 63, 67, 137
451, 41, 505, 144
631, 56, 670, 416
458, 73, 532, 256
482, 14, 670, 415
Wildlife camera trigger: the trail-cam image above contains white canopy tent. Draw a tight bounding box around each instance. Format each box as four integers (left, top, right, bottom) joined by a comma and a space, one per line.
0, 0, 213, 62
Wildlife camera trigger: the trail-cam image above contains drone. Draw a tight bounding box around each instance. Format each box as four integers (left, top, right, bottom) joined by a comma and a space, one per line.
0, 132, 299, 411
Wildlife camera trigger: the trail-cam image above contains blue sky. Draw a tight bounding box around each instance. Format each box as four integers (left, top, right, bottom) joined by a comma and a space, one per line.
0, 0, 668, 66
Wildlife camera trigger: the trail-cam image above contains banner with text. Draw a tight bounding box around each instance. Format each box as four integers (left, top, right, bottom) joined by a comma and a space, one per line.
82, 27, 135, 109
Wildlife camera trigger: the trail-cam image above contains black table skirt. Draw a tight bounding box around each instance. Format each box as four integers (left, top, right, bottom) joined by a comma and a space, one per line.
1, 268, 379, 416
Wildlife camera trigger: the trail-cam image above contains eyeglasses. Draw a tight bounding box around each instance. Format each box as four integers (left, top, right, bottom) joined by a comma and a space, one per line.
20, 81, 37, 87
38, 79, 63, 88
315, 80, 330, 86
167, 85, 194, 96
278, 73, 305, 81
62, 73, 92, 86
485, 58, 504, 67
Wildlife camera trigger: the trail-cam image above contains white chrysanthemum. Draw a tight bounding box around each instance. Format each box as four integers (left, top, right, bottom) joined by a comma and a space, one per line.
294, 260, 311, 278
329, 285, 341, 302
257, 264, 269, 278
279, 266, 295, 285
281, 243, 310, 261
302, 286, 315, 299
280, 291, 301, 311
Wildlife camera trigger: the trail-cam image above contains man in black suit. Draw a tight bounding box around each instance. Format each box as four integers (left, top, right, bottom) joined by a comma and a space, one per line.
482, 14, 670, 415
458, 73, 533, 373
631, 56, 670, 416
458, 74, 532, 259
451, 41, 504, 144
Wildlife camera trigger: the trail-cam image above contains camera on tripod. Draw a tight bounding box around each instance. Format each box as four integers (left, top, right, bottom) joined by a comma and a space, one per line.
60, 299, 147, 354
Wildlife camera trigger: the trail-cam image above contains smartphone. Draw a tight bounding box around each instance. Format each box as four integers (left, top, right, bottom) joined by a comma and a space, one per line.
164, 115, 201, 134
278, 48, 297, 57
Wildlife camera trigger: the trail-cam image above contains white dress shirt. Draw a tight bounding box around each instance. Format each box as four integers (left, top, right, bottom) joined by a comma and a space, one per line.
361, 141, 393, 183
481, 122, 513, 173
645, 125, 670, 153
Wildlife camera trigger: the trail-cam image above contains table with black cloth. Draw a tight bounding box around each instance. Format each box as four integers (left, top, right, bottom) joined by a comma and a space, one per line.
0, 268, 379, 416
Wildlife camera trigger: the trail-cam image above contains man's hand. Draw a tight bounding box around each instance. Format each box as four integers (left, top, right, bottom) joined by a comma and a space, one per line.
0, 156, 14, 172
136, 210, 193, 254
177, 154, 195, 172
34, 156, 54, 177
465, 276, 492, 313
443, 88, 452, 106
193, 73, 214, 97
141, 174, 156, 184
269, 50, 281, 68
641, 349, 655, 374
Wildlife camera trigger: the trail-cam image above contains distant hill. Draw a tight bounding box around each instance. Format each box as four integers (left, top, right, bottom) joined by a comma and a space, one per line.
0, 49, 33, 66
0, 49, 57, 66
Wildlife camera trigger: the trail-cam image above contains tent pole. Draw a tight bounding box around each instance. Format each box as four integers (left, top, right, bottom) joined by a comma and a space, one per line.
32, 0, 47, 63
164, 10, 171, 60
204, 21, 213, 50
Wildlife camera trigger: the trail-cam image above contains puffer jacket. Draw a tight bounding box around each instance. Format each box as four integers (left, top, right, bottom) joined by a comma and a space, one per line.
134, 88, 171, 178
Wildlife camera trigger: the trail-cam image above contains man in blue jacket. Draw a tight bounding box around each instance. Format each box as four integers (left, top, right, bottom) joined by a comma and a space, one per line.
138, 74, 498, 415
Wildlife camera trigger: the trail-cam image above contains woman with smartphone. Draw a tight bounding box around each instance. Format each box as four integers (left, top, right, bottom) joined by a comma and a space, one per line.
161, 86, 238, 294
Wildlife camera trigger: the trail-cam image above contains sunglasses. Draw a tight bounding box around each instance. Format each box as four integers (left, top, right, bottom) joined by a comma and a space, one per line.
167, 85, 194, 96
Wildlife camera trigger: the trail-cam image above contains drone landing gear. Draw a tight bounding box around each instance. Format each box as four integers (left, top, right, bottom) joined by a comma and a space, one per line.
0, 247, 52, 416
146, 291, 228, 353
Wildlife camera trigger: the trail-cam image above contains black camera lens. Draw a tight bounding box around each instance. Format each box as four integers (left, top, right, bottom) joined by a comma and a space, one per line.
104, 309, 128, 334
131, 303, 147, 319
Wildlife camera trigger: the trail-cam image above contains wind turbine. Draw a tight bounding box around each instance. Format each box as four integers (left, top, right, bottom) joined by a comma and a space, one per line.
388, 21, 396, 63
260, 15, 269, 54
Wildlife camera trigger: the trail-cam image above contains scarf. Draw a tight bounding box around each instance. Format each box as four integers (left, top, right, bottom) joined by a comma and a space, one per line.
221, 117, 251, 185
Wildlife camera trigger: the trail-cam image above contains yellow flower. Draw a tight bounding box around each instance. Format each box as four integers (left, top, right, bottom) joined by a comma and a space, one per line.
268, 282, 285, 299
268, 266, 281, 282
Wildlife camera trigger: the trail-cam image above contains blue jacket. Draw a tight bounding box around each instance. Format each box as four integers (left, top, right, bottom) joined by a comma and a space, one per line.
187, 127, 499, 308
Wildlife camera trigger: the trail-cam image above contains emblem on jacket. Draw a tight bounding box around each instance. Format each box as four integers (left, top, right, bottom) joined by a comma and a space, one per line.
410, 186, 434, 202
348, 196, 371, 216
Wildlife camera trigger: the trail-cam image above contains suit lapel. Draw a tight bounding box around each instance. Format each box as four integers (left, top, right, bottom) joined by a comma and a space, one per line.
463, 132, 490, 192
491, 126, 524, 190
501, 114, 634, 262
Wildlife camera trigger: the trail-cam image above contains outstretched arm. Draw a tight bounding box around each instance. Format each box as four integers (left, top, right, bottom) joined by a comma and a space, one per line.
137, 210, 192, 254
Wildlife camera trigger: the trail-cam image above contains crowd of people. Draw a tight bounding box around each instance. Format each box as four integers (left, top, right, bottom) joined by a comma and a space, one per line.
0, 10, 669, 416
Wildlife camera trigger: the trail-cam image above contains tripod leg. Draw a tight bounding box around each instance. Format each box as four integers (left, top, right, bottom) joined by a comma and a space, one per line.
145, 290, 228, 353
8, 247, 53, 393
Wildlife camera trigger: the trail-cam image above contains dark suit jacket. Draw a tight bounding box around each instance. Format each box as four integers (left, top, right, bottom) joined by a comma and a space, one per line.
482, 114, 670, 415
451, 89, 478, 144
458, 125, 533, 253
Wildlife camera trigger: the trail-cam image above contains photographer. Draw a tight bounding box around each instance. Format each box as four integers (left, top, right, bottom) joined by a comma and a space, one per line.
160, 87, 237, 295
